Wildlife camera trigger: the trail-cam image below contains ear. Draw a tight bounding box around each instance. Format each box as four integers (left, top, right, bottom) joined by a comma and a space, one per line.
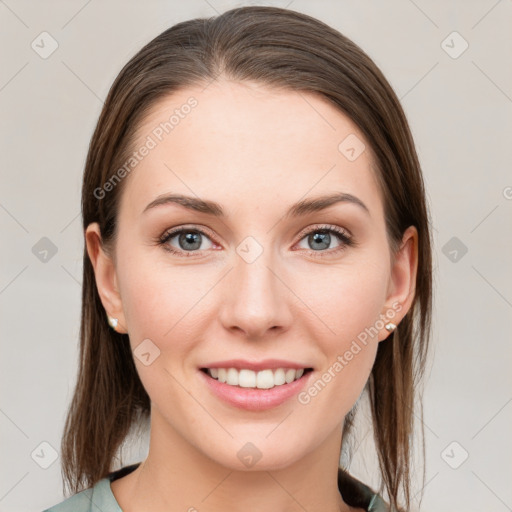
85, 222, 127, 334
378, 225, 418, 342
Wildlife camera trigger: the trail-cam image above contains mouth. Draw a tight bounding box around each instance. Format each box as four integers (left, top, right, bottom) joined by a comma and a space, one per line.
198, 365, 314, 411
199, 367, 314, 389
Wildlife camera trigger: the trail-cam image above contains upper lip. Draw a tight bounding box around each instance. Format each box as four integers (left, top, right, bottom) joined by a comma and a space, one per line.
200, 359, 313, 372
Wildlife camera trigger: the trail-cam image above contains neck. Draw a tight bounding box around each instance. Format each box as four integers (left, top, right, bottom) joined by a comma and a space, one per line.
111, 409, 358, 512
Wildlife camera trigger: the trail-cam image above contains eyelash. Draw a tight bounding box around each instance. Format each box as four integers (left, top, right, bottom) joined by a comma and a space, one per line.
156, 224, 355, 259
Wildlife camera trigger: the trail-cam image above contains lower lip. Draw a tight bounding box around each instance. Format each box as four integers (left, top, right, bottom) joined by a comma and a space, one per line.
198, 369, 313, 411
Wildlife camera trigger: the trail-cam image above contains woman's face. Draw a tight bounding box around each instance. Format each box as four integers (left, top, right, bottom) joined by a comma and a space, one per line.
87, 80, 417, 471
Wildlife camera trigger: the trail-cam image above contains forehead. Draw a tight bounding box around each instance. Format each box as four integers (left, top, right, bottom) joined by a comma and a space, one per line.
119, 80, 383, 220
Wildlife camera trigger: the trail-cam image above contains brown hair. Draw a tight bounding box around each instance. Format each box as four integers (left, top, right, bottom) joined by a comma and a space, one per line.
62, 6, 433, 511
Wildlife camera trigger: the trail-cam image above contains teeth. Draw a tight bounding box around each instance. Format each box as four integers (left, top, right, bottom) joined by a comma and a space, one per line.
206, 367, 306, 389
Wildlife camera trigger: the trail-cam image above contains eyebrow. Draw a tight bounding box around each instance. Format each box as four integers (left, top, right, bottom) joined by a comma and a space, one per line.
142, 192, 370, 218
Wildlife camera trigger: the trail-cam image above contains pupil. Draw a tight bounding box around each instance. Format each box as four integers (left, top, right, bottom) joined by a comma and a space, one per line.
310, 232, 330, 250
180, 232, 201, 250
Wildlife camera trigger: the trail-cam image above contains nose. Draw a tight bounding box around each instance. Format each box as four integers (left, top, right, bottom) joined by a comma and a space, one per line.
218, 247, 294, 340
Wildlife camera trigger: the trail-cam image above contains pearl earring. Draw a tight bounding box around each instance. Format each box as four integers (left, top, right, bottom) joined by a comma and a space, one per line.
385, 322, 397, 332
107, 315, 119, 331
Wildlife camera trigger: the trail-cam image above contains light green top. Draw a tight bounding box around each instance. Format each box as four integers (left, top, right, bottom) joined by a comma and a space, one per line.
43, 463, 390, 511
43, 477, 121, 512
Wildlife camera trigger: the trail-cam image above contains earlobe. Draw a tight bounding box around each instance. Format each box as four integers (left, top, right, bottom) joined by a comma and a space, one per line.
85, 223, 127, 334
379, 226, 419, 341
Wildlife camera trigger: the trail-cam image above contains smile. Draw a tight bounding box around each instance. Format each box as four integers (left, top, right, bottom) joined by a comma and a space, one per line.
199, 367, 314, 411
201, 367, 313, 389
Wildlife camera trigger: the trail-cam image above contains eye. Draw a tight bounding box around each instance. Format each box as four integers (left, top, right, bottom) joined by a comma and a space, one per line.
156, 224, 355, 258
294, 224, 354, 256
158, 226, 216, 257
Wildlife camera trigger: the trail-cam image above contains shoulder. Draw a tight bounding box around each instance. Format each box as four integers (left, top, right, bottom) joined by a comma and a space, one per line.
42, 464, 141, 512
42, 486, 94, 512
42, 478, 118, 512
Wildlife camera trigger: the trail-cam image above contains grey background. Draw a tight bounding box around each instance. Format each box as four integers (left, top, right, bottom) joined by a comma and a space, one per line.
1, 1, 511, 511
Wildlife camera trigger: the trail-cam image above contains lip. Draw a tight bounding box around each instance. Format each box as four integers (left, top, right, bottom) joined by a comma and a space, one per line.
198, 367, 314, 411
199, 358, 312, 372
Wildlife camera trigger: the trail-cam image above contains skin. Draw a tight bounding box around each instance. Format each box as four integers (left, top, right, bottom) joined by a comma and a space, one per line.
86, 79, 418, 512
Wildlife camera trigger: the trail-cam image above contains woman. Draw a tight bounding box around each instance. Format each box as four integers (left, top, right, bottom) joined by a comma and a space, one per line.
44, 6, 433, 512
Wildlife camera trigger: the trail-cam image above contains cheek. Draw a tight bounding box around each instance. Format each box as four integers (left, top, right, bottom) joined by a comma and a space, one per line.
116, 244, 206, 339
291, 259, 388, 401
295, 266, 386, 417
293, 259, 389, 340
